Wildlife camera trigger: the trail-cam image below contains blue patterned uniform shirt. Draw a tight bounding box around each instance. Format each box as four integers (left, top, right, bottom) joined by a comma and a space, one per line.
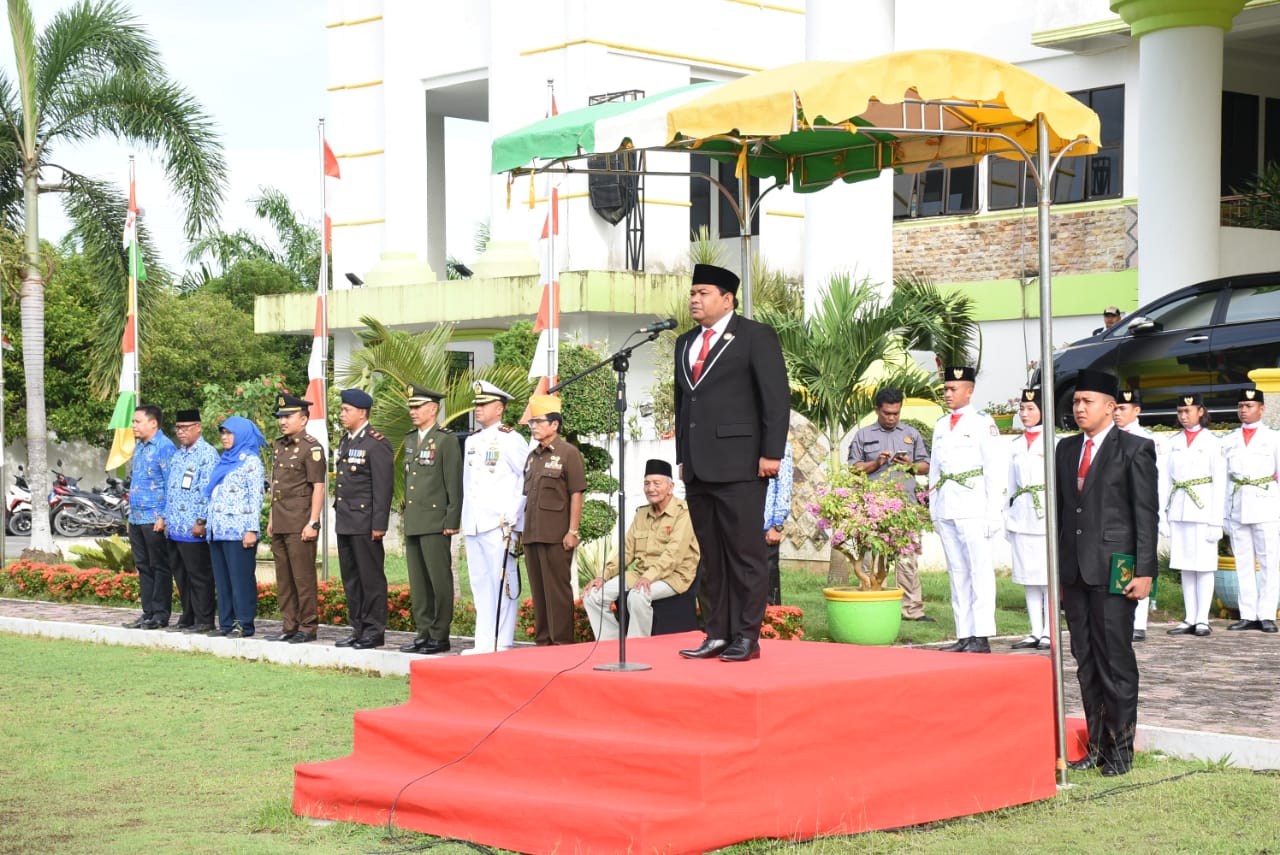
207, 454, 264, 541
128, 432, 176, 524
161, 439, 219, 542
763, 442, 794, 529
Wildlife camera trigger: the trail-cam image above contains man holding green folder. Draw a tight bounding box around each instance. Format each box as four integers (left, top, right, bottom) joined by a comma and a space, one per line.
1055, 369, 1158, 777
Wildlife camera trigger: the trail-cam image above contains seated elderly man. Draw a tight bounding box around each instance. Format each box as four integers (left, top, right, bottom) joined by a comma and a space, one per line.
583, 459, 700, 639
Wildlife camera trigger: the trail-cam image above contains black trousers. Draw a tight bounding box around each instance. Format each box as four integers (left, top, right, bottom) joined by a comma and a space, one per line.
766, 541, 782, 606
1061, 577, 1140, 769
169, 539, 215, 627
336, 533, 387, 639
685, 478, 769, 642
129, 523, 172, 623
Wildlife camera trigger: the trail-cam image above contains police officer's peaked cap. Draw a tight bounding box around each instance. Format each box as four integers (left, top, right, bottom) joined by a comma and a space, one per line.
274, 393, 312, 417
340, 388, 374, 411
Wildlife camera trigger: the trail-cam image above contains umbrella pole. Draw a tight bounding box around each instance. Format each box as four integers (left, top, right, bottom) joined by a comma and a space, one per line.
1034, 115, 1069, 788
738, 173, 753, 319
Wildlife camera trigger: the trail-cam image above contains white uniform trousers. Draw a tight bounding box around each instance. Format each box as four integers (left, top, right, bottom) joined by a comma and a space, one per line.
584, 577, 678, 639
934, 517, 997, 638
464, 529, 520, 654
1227, 519, 1280, 621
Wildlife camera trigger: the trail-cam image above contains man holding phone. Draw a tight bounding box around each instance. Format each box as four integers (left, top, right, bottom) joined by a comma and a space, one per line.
848, 388, 932, 621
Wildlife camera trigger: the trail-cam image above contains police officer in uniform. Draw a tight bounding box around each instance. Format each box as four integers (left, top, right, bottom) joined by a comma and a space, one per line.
333, 388, 394, 649
399, 384, 463, 654
929, 366, 1007, 653
521, 394, 587, 645
461, 381, 530, 654
264, 393, 326, 644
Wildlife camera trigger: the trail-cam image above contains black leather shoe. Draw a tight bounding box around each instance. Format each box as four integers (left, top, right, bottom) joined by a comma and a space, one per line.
263, 632, 295, 642
905, 615, 937, 622
352, 635, 384, 650
719, 638, 761, 662
1193, 623, 1212, 637
183, 624, 213, 634
1261, 620, 1278, 633
1068, 754, 1100, 772
334, 634, 359, 648
1228, 619, 1262, 631
399, 638, 429, 653
422, 639, 451, 654
287, 632, 317, 644
963, 636, 991, 653
939, 637, 970, 652
1011, 636, 1040, 650
1101, 761, 1131, 777
207, 627, 230, 637
1167, 623, 1195, 635
166, 623, 191, 633
1037, 637, 1052, 650
1132, 629, 1146, 641
141, 619, 165, 630
679, 637, 729, 659
122, 617, 146, 629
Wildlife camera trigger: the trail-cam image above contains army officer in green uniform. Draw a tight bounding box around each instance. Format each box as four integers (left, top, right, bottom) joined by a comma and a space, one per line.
399, 384, 463, 654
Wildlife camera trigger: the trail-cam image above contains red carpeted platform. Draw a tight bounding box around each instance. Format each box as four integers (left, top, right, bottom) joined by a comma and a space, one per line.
294, 633, 1058, 853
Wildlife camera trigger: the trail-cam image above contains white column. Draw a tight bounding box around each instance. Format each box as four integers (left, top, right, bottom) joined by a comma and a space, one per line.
425, 111, 447, 278
1134, 25, 1225, 304
803, 0, 894, 310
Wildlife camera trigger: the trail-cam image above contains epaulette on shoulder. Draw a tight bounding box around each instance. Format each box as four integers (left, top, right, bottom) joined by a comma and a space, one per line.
405, 428, 417, 435
369, 429, 385, 440
300, 433, 318, 444
498, 425, 515, 433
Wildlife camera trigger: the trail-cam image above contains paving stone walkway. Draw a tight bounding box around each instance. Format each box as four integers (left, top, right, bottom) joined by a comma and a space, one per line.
2, 598, 1277, 744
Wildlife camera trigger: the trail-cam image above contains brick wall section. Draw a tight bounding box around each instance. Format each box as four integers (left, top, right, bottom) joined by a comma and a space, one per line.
893, 204, 1138, 282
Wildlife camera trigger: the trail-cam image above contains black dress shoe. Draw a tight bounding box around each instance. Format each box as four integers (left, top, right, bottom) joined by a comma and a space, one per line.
122, 617, 146, 629
1101, 762, 1131, 777
207, 627, 231, 637
1261, 620, 1278, 633
938, 637, 970, 652
1227, 619, 1262, 631
963, 636, 991, 653
1193, 623, 1212, 637
1037, 637, 1052, 650
399, 638, 429, 653
1011, 636, 1040, 650
719, 638, 761, 662
287, 632, 317, 644
1068, 754, 1100, 772
141, 619, 165, 630
352, 636, 384, 650
166, 623, 191, 633
422, 639, 451, 654
263, 632, 295, 642
183, 624, 214, 634
905, 615, 937, 622
334, 634, 359, 648
1132, 629, 1146, 641
678, 637, 730, 659
1167, 623, 1195, 635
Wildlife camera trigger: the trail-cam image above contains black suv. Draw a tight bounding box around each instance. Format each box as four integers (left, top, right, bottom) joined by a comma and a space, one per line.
1045, 271, 1280, 426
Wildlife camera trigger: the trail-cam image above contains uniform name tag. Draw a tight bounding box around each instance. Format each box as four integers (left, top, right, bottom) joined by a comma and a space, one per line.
181, 468, 194, 490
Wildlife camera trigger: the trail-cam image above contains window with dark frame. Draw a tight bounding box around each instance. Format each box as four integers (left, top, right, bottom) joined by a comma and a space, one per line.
689, 153, 760, 239
1221, 91, 1280, 196
892, 164, 978, 219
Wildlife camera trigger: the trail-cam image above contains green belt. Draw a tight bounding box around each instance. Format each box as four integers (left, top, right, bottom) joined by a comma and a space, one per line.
1231, 474, 1274, 496
1010, 483, 1046, 519
1169, 476, 1213, 510
936, 467, 983, 491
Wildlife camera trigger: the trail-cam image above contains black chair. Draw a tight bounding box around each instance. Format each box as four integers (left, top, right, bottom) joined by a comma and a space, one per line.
649, 561, 703, 636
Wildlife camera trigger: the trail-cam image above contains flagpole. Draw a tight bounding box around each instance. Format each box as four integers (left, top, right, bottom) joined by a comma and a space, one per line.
129, 156, 140, 400
318, 119, 331, 581
545, 80, 558, 393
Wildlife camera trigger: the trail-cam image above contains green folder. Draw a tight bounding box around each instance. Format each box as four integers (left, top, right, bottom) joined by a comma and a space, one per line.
1110, 553, 1155, 597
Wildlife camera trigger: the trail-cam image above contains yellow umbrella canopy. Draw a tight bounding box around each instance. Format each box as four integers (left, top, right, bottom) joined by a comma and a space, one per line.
664, 49, 1101, 192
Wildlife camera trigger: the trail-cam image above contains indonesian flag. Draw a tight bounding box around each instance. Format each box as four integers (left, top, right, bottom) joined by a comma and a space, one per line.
522, 89, 560, 422
305, 135, 339, 449
107, 178, 144, 470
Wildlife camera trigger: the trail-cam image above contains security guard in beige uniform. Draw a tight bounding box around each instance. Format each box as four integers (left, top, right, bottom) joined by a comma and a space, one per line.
334, 388, 394, 649
264, 393, 326, 643
399, 384, 463, 654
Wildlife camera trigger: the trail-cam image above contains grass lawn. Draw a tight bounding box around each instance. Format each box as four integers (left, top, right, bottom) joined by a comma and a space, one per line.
1, 634, 1276, 854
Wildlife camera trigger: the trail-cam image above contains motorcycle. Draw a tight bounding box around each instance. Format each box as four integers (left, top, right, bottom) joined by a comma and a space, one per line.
5, 464, 32, 537
49, 464, 129, 538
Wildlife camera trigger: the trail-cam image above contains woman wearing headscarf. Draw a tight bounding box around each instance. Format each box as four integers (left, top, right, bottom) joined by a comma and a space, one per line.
205, 416, 267, 638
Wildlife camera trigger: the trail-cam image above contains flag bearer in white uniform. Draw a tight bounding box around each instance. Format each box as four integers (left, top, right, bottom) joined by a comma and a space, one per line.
1007, 389, 1050, 651
1114, 388, 1159, 641
1160, 393, 1227, 638
1222, 387, 1280, 634
929, 366, 1007, 654
461, 381, 531, 654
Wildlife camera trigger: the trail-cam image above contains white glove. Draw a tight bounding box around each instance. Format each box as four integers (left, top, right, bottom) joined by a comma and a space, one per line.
1158, 516, 1170, 539
984, 517, 1004, 539
1206, 525, 1223, 544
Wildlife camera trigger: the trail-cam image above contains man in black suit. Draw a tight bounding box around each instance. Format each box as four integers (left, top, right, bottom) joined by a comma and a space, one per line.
674, 264, 790, 662
1055, 369, 1157, 776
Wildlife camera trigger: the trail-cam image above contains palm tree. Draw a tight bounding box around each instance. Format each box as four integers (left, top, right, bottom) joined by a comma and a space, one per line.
184, 186, 321, 288
891, 271, 981, 370
2, 0, 226, 551
759, 273, 940, 454
337, 316, 535, 505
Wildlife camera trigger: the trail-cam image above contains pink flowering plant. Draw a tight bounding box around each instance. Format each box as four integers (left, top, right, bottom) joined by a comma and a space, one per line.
807, 465, 932, 590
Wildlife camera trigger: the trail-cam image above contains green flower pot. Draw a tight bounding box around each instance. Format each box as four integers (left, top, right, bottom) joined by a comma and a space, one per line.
823, 586, 903, 645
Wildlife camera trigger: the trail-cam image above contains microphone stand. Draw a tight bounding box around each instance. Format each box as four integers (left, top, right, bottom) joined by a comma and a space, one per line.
549, 330, 661, 673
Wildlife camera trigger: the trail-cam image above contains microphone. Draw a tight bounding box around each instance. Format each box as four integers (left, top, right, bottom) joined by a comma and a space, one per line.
638, 318, 678, 334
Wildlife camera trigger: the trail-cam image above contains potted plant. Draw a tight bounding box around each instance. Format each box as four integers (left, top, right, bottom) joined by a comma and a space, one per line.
982, 398, 1018, 432
810, 464, 932, 645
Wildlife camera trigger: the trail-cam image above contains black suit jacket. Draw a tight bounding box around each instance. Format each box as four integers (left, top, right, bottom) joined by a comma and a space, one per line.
1055, 429, 1158, 586
674, 313, 790, 483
